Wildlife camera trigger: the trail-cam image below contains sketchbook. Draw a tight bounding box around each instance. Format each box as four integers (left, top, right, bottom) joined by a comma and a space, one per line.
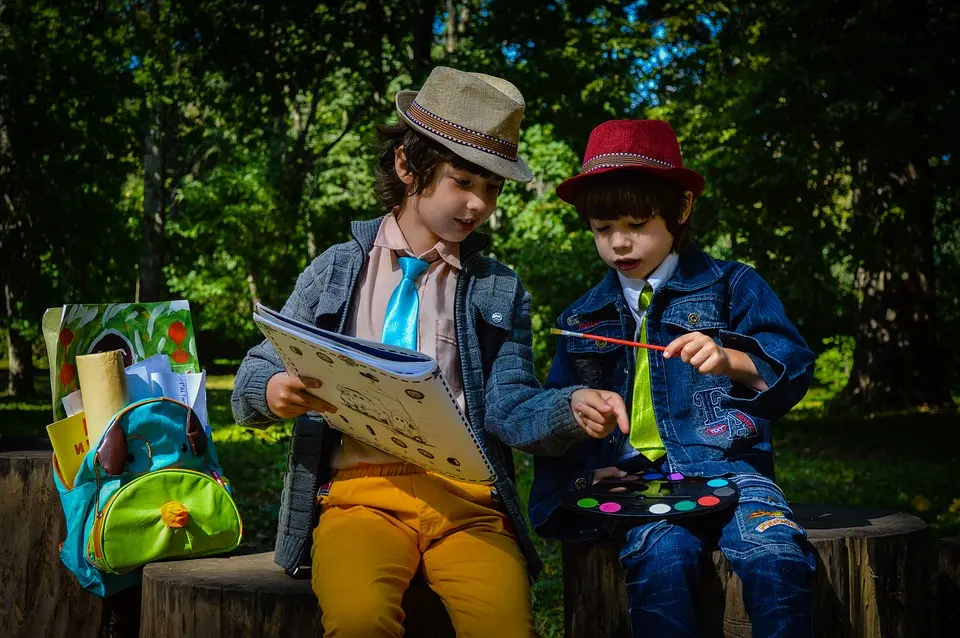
253, 304, 495, 484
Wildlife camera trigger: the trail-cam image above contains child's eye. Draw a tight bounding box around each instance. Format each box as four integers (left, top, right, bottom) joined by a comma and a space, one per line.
629, 221, 647, 229
594, 225, 610, 233
454, 177, 470, 187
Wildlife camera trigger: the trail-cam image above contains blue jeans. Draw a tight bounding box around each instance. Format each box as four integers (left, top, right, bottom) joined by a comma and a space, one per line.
618, 473, 816, 638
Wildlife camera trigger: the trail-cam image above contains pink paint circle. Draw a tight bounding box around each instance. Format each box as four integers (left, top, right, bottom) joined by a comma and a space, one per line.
697, 496, 721, 507
598, 502, 622, 513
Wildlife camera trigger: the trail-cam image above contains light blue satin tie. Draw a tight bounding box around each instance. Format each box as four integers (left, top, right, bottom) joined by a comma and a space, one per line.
382, 256, 430, 349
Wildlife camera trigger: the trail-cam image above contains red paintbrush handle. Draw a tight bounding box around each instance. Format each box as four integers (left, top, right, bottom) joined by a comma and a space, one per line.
553, 329, 667, 352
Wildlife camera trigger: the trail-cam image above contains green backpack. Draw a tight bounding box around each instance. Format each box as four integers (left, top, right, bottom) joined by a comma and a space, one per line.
54, 397, 242, 596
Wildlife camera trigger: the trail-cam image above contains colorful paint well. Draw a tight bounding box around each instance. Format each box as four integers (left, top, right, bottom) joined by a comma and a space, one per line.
599, 502, 622, 513
648, 503, 672, 515
674, 501, 697, 511
642, 473, 663, 480
713, 487, 736, 497
577, 498, 599, 509
707, 478, 729, 488
667, 472, 685, 481
697, 495, 721, 507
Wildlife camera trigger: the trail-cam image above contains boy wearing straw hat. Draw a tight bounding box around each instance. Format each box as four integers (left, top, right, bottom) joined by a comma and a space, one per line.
233, 67, 628, 637
529, 119, 817, 637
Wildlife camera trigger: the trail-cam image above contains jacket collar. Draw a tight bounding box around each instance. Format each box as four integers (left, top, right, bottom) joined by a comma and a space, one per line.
571, 244, 724, 314
350, 215, 491, 261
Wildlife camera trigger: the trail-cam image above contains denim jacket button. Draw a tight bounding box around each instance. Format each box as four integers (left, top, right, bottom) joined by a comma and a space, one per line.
567, 315, 579, 326
688, 312, 701, 325
575, 477, 587, 490
491, 312, 503, 323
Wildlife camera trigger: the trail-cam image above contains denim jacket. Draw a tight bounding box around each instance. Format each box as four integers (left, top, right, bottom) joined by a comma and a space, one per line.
232, 216, 584, 579
528, 244, 814, 540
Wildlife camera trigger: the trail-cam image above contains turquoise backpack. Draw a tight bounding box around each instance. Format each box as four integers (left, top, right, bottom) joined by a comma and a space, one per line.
53, 397, 242, 596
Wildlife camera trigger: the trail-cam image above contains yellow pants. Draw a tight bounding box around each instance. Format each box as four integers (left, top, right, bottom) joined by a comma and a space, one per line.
311, 463, 533, 638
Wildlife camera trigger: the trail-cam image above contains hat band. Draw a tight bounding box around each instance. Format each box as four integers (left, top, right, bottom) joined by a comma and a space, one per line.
581, 152, 675, 174
406, 100, 519, 161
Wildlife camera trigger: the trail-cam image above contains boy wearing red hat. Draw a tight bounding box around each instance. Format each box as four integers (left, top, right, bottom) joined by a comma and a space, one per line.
529, 120, 817, 636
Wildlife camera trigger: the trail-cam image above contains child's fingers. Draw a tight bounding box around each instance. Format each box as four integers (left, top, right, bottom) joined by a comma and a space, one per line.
592, 467, 628, 484
688, 346, 714, 369
599, 391, 630, 434
573, 404, 608, 435
664, 332, 700, 358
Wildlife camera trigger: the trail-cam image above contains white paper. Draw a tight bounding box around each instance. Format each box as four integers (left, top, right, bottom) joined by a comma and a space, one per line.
125, 354, 173, 402
62, 390, 85, 417
151, 370, 208, 429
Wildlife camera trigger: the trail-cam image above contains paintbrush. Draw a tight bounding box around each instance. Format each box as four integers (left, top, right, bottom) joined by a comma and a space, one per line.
550, 328, 667, 352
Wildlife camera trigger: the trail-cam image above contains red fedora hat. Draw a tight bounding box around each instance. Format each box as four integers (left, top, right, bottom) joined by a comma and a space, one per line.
556, 120, 705, 204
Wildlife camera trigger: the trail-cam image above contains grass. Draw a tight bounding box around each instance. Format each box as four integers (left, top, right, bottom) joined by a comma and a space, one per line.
2, 366, 958, 637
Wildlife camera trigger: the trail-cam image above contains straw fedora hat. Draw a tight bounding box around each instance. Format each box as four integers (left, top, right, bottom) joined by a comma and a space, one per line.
395, 67, 533, 183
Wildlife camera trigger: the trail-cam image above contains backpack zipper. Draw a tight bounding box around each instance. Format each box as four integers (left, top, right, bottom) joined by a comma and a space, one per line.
88, 468, 240, 574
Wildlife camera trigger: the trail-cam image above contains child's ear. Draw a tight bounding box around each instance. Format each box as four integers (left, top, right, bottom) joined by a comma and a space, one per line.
680, 191, 694, 225
394, 146, 415, 186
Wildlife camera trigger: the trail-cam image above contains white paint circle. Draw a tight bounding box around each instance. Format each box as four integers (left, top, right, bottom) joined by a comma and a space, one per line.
649, 503, 672, 515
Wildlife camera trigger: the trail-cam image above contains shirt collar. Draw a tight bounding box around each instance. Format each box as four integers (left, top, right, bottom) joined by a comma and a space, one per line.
617, 252, 680, 311
374, 211, 462, 270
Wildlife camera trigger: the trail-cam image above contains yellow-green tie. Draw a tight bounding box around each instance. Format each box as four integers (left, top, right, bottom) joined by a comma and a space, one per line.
629, 285, 666, 461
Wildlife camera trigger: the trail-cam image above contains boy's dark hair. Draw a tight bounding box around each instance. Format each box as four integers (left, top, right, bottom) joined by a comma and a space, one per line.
375, 121, 497, 212
574, 171, 693, 252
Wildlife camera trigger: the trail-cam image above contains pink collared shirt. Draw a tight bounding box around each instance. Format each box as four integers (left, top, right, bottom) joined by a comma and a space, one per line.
331, 213, 466, 469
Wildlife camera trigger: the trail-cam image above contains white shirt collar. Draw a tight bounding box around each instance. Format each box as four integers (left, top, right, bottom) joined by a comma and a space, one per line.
618, 253, 679, 324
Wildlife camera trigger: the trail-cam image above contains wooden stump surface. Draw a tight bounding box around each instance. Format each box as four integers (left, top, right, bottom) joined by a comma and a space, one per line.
563, 503, 930, 638
937, 537, 960, 638
140, 551, 455, 638
0, 450, 140, 638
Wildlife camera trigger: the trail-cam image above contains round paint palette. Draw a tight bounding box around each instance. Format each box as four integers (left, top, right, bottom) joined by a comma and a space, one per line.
560, 473, 739, 521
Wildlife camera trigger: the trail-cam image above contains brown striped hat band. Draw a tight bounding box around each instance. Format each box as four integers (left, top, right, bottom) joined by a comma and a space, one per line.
406, 100, 519, 161
580, 151, 675, 174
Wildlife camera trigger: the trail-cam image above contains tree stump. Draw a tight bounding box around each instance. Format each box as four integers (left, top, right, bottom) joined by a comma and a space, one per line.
140, 551, 455, 637
0, 450, 141, 638
562, 504, 930, 638
937, 537, 960, 638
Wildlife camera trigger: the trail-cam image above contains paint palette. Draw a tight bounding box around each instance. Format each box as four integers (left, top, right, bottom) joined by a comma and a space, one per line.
559, 472, 739, 520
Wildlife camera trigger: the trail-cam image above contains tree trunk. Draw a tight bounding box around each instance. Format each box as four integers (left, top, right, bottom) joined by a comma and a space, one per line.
140, 551, 454, 637
4, 280, 33, 396
139, 106, 166, 302
844, 169, 951, 411
563, 504, 929, 638
0, 451, 140, 638
410, 0, 435, 83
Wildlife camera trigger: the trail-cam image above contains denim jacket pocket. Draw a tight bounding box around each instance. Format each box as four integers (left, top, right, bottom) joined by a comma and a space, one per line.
660, 297, 726, 333
565, 319, 626, 355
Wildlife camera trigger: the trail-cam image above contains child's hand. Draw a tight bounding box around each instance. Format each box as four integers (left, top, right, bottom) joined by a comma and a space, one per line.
570, 389, 630, 439
592, 466, 628, 484
266, 373, 338, 418
663, 331, 731, 377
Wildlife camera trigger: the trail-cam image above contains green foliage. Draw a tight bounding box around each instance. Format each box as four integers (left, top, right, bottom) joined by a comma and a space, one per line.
813, 336, 855, 393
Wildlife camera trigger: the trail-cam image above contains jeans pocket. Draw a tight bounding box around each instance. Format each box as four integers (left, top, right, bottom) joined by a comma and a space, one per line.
727, 474, 807, 558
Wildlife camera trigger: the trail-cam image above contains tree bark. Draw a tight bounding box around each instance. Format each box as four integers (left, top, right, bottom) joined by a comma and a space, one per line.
563, 504, 929, 638
138, 105, 166, 302
843, 168, 951, 411
140, 551, 454, 637
0, 451, 140, 638
4, 279, 33, 396
937, 537, 960, 638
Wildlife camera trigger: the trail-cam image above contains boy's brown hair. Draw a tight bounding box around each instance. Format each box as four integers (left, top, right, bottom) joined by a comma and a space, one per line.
573, 171, 693, 253
374, 121, 497, 212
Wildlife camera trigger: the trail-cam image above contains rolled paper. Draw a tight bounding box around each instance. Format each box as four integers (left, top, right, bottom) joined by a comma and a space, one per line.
76, 350, 130, 446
